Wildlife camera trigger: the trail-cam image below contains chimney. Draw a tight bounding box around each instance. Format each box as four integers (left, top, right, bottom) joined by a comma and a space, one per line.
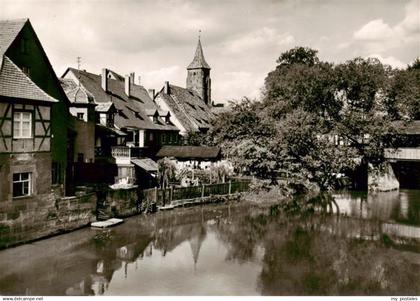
101, 68, 108, 92
164, 81, 170, 94
129, 72, 135, 85
148, 89, 155, 99
125, 75, 131, 97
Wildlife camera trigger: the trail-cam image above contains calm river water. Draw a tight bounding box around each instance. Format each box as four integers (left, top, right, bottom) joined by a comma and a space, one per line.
0, 190, 419, 296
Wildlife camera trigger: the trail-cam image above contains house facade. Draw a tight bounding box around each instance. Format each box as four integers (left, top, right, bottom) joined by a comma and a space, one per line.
62, 68, 180, 185
0, 18, 74, 199
0, 18, 102, 249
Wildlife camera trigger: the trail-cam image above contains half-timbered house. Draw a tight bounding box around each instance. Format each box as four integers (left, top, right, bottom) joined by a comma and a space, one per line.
0, 18, 74, 199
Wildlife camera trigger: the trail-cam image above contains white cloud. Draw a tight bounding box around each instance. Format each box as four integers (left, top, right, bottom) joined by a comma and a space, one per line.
142, 66, 181, 90
216, 71, 265, 102
350, 0, 419, 62
353, 0, 419, 45
367, 54, 406, 68
353, 19, 394, 41
227, 27, 295, 53
1, 0, 418, 101
394, 0, 420, 42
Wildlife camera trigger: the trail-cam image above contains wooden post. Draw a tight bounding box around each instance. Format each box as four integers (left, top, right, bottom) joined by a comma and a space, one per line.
154, 187, 158, 205
170, 186, 174, 202
201, 184, 205, 199
228, 180, 232, 195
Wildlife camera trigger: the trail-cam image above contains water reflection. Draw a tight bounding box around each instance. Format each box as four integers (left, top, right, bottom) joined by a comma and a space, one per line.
333, 189, 420, 226
0, 190, 418, 296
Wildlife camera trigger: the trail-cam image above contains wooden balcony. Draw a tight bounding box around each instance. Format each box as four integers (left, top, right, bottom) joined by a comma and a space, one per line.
111, 146, 150, 164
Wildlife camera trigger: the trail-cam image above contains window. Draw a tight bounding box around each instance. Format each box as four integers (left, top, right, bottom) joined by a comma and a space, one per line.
161, 133, 166, 143
77, 112, 84, 120
13, 172, 31, 197
20, 39, 27, 53
13, 111, 32, 138
99, 113, 107, 126
149, 132, 154, 141
22, 66, 30, 76
108, 113, 115, 127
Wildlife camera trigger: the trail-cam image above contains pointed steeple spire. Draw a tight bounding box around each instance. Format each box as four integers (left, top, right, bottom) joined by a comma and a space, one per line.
187, 34, 211, 70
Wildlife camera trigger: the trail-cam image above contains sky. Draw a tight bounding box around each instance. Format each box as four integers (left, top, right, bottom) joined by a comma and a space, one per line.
1, 0, 419, 103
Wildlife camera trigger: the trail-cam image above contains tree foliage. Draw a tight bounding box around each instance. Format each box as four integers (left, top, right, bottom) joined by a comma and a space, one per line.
206, 47, 418, 191
157, 157, 177, 189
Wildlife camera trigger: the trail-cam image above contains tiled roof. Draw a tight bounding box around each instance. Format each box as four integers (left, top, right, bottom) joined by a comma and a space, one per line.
65, 68, 178, 132
59, 78, 93, 104
187, 39, 210, 70
158, 110, 170, 117
0, 19, 27, 63
96, 123, 126, 136
156, 145, 221, 159
145, 108, 157, 116
156, 84, 215, 133
96, 102, 114, 112
108, 70, 124, 81
131, 158, 158, 172
211, 104, 230, 116
0, 56, 58, 102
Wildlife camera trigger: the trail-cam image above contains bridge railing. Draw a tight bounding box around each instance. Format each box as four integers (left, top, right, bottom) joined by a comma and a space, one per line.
384, 147, 420, 161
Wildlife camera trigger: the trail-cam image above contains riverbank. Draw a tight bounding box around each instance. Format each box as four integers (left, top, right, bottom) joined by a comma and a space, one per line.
0, 196, 418, 296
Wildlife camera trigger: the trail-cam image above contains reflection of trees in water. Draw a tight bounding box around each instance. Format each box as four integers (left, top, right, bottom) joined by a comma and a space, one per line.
334, 190, 420, 225
258, 220, 420, 295
215, 211, 269, 263
210, 204, 420, 295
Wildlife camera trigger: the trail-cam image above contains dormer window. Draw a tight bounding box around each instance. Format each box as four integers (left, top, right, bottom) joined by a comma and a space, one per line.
20, 39, 27, 54
107, 113, 114, 127
22, 66, 30, 76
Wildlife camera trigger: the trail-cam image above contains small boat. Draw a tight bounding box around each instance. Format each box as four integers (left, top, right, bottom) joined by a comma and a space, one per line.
158, 205, 175, 211
91, 218, 124, 228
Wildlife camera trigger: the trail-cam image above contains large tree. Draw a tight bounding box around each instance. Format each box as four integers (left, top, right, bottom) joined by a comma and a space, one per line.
208, 47, 415, 190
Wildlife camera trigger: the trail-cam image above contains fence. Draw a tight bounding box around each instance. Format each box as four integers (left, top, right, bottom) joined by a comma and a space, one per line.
140, 180, 251, 207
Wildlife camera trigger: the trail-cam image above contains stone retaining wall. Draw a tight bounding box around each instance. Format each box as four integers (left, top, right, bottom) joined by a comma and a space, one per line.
0, 187, 97, 249
103, 186, 139, 218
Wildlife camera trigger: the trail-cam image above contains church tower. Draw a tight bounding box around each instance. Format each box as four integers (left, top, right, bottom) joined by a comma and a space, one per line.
186, 36, 211, 106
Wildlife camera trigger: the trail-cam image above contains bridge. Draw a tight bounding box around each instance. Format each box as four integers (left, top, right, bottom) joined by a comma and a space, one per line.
367, 148, 420, 191
385, 147, 420, 161
368, 121, 420, 191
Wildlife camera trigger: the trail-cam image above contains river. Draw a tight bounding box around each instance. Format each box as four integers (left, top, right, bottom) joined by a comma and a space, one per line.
0, 189, 418, 296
